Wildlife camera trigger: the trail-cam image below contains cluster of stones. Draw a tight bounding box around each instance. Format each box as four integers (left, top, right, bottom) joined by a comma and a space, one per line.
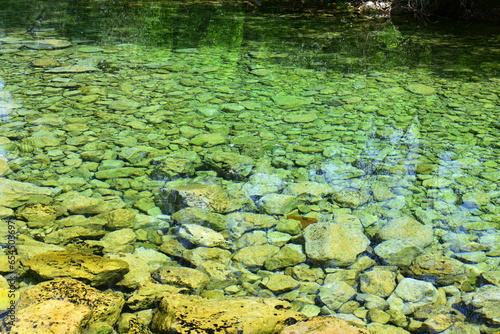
0, 29, 499, 334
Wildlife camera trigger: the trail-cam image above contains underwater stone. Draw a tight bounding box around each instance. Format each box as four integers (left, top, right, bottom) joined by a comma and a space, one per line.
304, 223, 369, 266
462, 285, 500, 325
377, 216, 434, 248
258, 193, 298, 215
233, 244, 280, 269
8, 299, 91, 334
24, 39, 72, 49
108, 98, 141, 111
359, 270, 397, 297
408, 254, 467, 286
171, 207, 227, 231
321, 163, 365, 181
374, 239, 423, 267
261, 273, 299, 293
177, 224, 229, 248
183, 247, 232, 268
272, 96, 315, 108
405, 83, 436, 95
0, 178, 56, 208
319, 280, 356, 311
16, 277, 124, 326
189, 133, 227, 147
157, 181, 249, 214
283, 112, 318, 123
151, 294, 305, 334
264, 244, 306, 271
25, 251, 129, 287
242, 173, 287, 197
226, 212, 278, 238
387, 278, 439, 315
99, 208, 137, 230
204, 152, 255, 180
281, 316, 370, 334
152, 151, 202, 180
152, 266, 209, 291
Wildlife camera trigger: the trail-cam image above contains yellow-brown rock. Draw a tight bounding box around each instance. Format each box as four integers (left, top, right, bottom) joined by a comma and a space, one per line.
151, 294, 306, 334
16, 277, 124, 326
280, 316, 370, 334
25, 250, 129, 286
7, 299, 91, 334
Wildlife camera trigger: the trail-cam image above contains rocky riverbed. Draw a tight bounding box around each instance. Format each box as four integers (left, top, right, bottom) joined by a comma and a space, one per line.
0, 26, 499, 334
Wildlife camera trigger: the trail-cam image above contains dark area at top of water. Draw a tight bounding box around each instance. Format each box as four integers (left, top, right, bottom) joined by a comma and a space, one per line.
0, 0, 499, 76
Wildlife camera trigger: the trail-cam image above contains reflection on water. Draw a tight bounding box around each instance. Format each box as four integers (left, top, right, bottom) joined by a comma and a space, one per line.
0, 0, 499, 333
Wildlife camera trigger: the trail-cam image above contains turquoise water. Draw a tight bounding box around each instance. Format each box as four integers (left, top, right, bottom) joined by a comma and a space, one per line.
0, 0, 499, 333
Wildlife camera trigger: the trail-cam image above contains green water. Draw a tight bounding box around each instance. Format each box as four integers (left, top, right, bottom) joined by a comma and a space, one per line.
0, 0, 499, 333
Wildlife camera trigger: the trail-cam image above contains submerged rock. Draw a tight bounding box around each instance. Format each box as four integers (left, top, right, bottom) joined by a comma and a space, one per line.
13, 277, 124, 330
150, 294, 305, 334
281, 316, 370, 334
304, 222, 369, 266
25, 251, 129, 287
462, 285, 500, 325
0, 178, 56, 208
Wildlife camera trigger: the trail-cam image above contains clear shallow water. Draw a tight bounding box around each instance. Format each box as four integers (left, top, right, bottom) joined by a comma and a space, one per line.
0, 0, 500, 333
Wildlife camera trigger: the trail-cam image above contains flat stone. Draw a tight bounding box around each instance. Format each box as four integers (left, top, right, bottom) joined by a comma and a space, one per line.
24, 39, 72, 49
8, 299, 91, 334
152, 266, 209, 291
377, 216, 434, 248
25, 251, 129, 287
281, 316, 369, 334
406, 83, 436, 95
304, 223, 369, 266
31, 57, 60, 67
261, 273, 299, 293
0, 178, 56, 208
272, 95, 315, 108
151, 294, 305, 334
46, 65, 98, 73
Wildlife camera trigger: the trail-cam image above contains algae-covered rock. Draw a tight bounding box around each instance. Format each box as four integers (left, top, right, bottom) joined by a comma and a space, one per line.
0, 178, 56, 208
304, 222, 369, 266
157, 180, 252, 214
151, 294, 305, 334
462, 285, 500, 325
282, 316, 370, 334
25, 251, 129, 287
204, 151, 255, 180
15, 277, 124, 326
152, 266, 209, 291
408, 254, 467, 286
151, 151, 202, 180
387, 278, 439, 315
377, 216, 434, 248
